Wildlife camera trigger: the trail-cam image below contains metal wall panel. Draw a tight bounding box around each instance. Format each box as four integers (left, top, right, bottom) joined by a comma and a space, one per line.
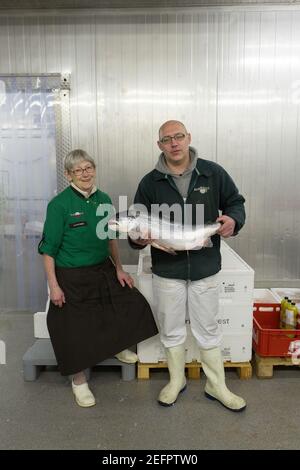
0, 7, 299, 283
216, 9, 300, 284
1, 1, 300, 10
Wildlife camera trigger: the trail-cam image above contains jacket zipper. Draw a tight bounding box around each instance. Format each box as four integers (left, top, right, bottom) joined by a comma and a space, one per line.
187, 249, 191, 280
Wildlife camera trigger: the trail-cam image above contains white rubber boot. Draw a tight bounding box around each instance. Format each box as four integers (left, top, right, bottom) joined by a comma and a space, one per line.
200, 347, 246, 412
158, 344, 187, 407
72, 380, 96, 408
115, 349, 138, 364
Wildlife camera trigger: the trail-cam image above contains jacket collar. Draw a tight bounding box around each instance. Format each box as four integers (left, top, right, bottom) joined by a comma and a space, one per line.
153, 157, 213, 181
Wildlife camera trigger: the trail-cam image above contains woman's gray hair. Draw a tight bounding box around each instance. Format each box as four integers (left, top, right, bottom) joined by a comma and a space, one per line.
63, 149, 96, 173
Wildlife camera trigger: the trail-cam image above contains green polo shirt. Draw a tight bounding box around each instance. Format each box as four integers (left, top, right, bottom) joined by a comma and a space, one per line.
38, 186, 113, 267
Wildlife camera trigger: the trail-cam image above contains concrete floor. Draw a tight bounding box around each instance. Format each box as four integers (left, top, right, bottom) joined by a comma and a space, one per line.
0, 311, 300, 450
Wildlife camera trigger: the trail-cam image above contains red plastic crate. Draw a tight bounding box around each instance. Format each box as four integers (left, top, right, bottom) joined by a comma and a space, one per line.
253, 302, 300, 357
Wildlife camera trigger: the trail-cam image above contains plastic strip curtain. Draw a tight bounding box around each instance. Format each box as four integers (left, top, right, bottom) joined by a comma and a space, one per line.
0, 75, 59, 311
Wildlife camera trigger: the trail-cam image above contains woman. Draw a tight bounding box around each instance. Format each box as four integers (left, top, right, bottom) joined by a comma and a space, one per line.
38, 149, 158, 407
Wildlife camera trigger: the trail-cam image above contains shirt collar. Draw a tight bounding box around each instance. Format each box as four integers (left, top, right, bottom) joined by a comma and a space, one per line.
71, 182, 97, 198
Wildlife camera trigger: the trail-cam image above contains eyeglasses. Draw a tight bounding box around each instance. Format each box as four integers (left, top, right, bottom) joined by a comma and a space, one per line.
71, 165, 95, 176
160, 133, 186, 144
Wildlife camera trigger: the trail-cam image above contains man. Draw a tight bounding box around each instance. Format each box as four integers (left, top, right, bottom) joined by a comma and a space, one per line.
130, 120, 246, 412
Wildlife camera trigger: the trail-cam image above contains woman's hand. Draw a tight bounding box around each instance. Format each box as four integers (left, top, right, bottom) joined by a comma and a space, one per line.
116, 268, 134, 289
49, 285, 66, 308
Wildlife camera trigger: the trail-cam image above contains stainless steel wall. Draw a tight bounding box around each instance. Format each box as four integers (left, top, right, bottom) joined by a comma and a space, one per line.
0, 7, 299, 284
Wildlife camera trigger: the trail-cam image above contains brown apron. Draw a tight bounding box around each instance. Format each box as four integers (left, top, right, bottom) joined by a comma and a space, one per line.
47, 258, 158, 375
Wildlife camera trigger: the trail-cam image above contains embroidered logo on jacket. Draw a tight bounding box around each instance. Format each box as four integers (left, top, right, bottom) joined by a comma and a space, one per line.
70, 211, 84, 217
194, 186, 210, 194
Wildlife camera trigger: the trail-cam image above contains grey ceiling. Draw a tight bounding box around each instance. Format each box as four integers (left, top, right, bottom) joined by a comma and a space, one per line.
0, 0, 298, 10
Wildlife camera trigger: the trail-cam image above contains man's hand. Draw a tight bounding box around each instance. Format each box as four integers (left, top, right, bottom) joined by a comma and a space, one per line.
49, 285, 66, 308
116, 269, 134, 288
216, 215, 236, 238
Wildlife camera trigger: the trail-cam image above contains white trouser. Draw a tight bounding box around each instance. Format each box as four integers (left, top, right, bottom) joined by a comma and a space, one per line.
152, 274, 222, 350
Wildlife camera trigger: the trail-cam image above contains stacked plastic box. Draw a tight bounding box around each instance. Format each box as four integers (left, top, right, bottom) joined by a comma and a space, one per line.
137, 242, 254, 363
253, 288, 300, 357
271, 288, 300, 311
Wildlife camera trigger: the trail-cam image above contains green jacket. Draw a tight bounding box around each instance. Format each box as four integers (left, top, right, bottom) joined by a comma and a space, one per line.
38, 186, 112, 267
132, 157, 246, 281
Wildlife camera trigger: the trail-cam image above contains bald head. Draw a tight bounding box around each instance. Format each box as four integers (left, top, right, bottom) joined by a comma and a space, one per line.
159, 120, 188, 140
157, 120, 191, 167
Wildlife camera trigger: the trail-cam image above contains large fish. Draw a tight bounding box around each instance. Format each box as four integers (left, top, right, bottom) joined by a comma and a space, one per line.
108, 211, 221, 255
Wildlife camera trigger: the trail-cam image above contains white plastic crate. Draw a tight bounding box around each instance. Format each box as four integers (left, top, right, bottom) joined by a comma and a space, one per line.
137, 335, 163, 363
137, 273, 153, 305
123, 264, 138, 285
253, 288, 280, 304
218, 243, 254, 303
137, 323, 201, 363
34, 311, 50, 339
220, 332, 252, 362
137, 241, 254, 363
33, 295, 50, 338
271, 288, 300, 311
137, 329, 252, 363
217, 300, 253, 332
137, 252, 152, 281
137, 243, 254, 304
253, 289, 280, 312
137, 275, 253, 333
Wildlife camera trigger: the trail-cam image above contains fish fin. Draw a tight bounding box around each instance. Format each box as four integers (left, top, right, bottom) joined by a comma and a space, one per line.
203, 237, 213, 248
189, 237, 213, 250
151, 241, 178, 255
